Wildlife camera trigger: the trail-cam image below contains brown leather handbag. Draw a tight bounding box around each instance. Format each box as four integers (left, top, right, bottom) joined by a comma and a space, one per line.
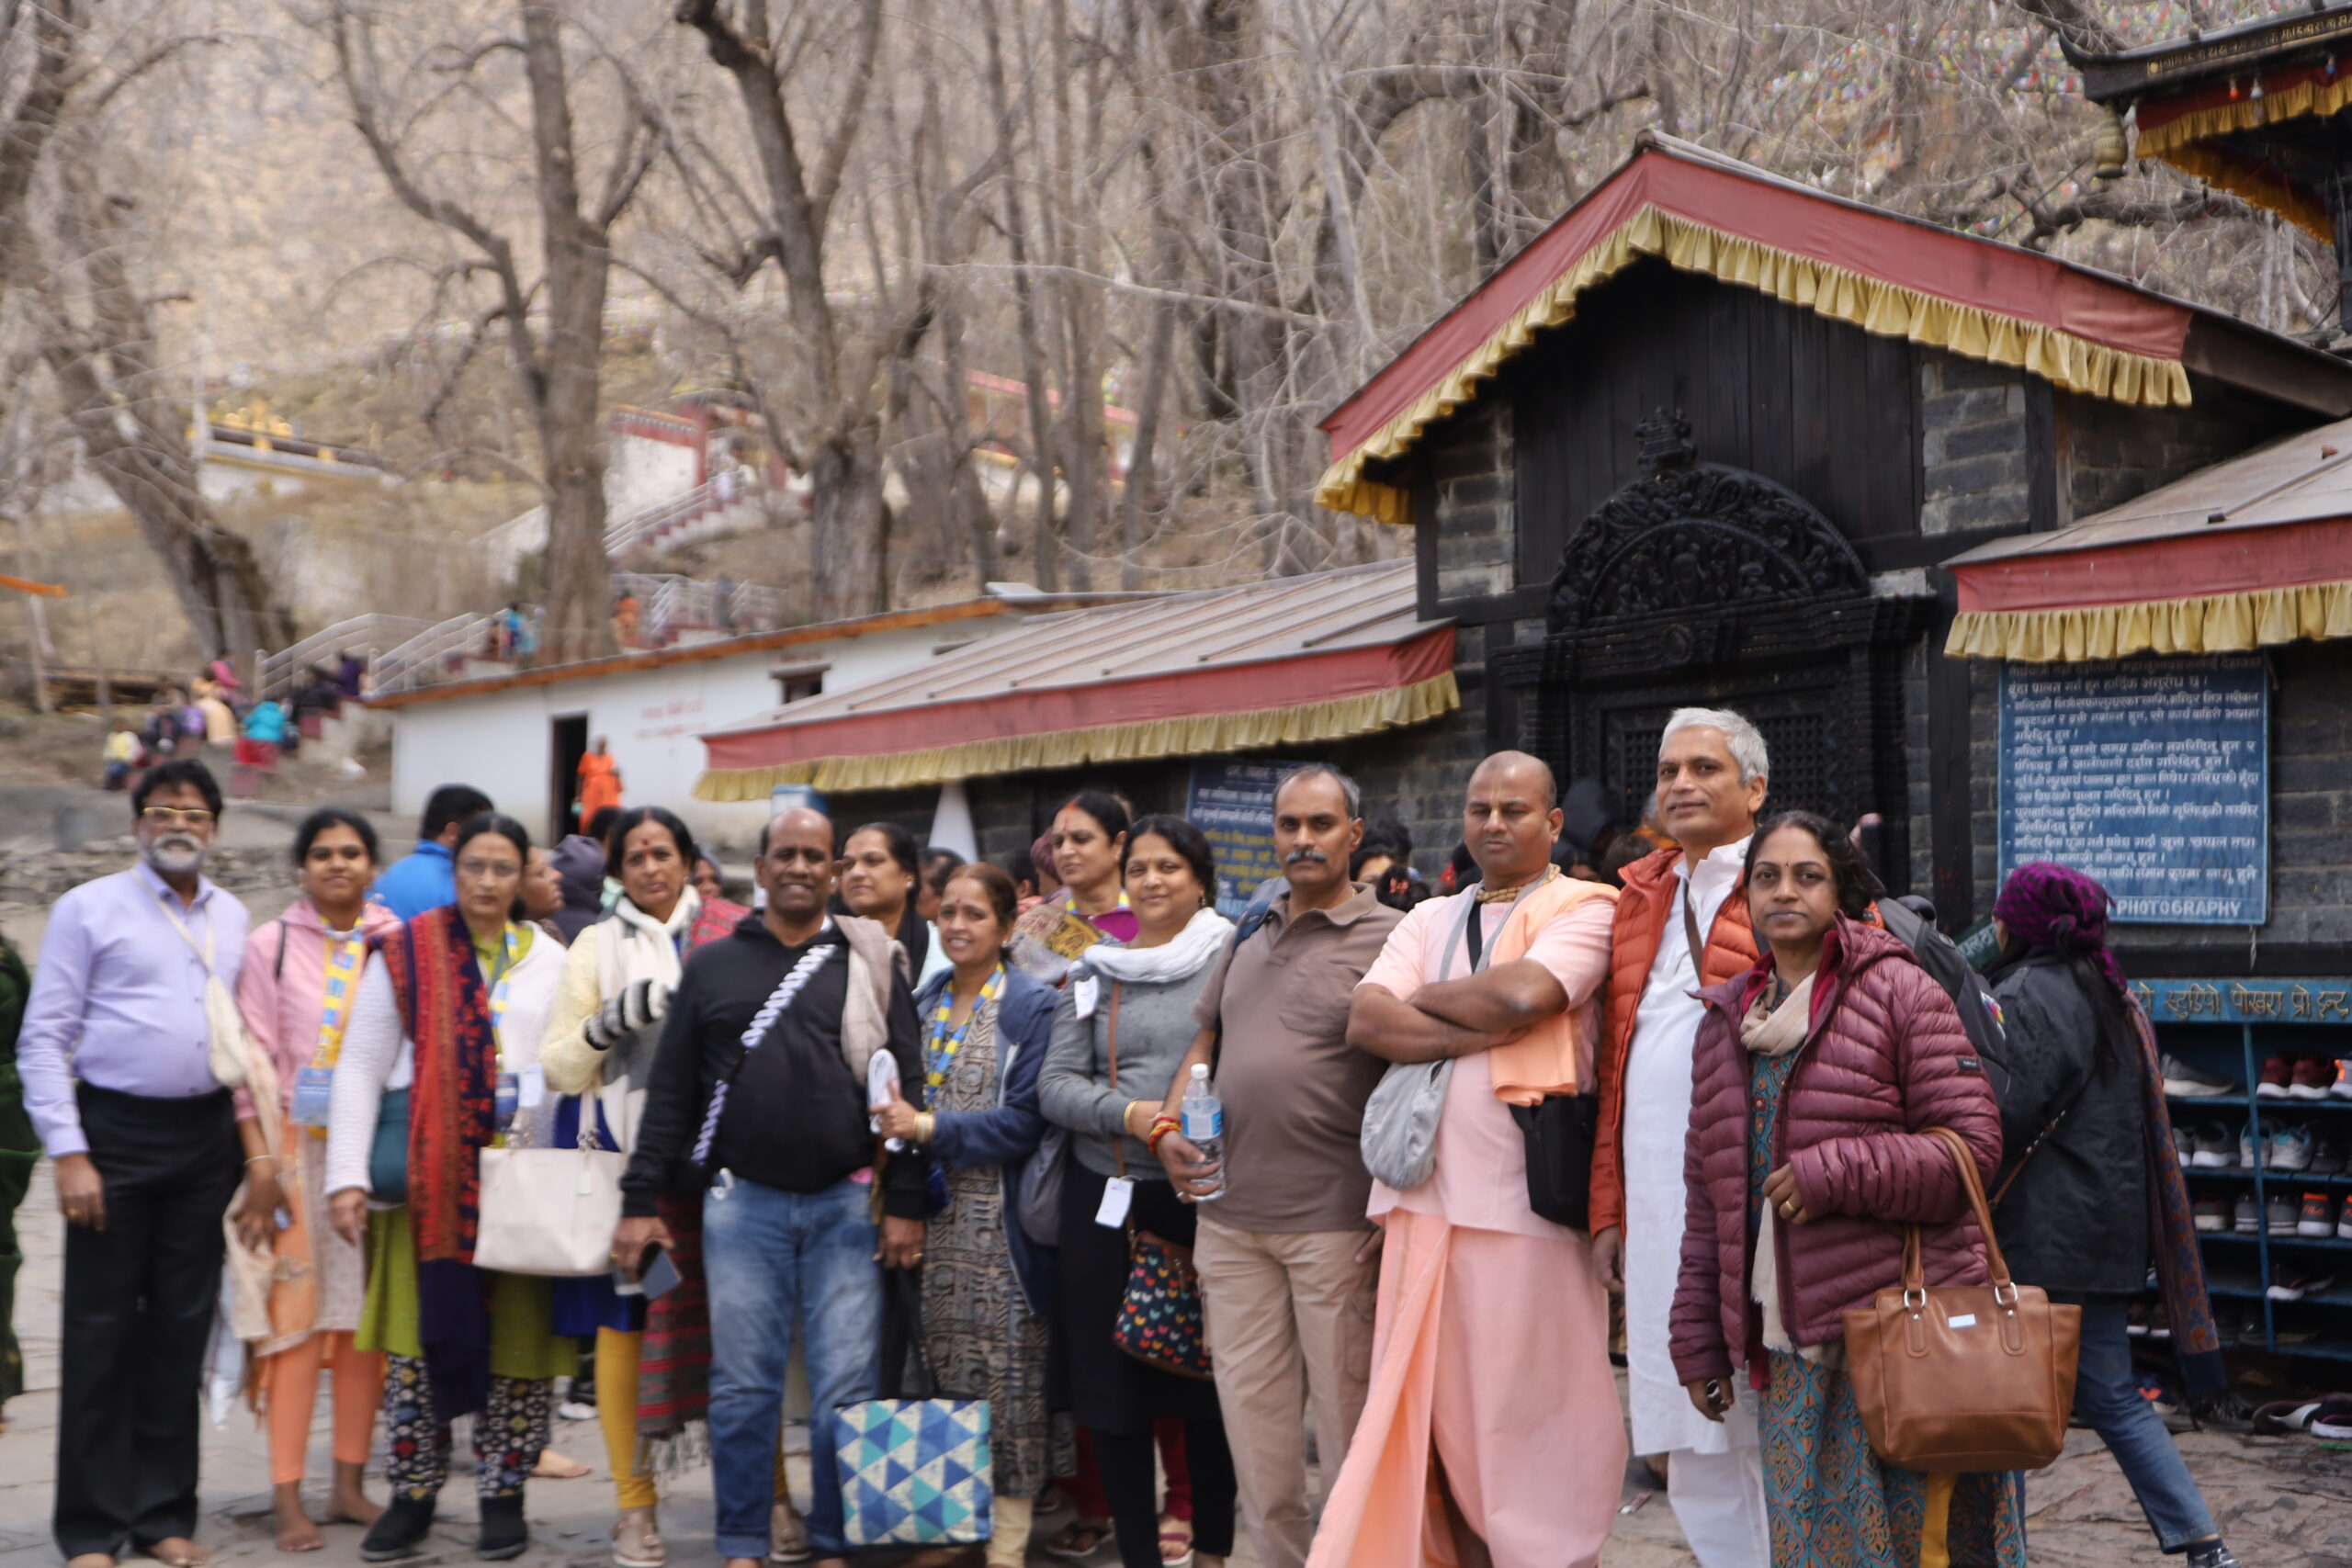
1840, 1126, 2081, 1473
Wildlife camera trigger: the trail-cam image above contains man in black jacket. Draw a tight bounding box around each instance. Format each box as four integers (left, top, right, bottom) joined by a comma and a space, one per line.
614, 807, 927, 1568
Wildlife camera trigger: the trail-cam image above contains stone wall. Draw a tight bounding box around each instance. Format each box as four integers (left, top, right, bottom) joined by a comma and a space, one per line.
1918, 352, 2032, 536
2067, 382, 2302, 521
1429, 399, 1516, 601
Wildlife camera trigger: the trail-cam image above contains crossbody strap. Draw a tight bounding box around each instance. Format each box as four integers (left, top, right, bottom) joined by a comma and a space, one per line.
1681, 875, 1706, 976
689, 934, 835, 1169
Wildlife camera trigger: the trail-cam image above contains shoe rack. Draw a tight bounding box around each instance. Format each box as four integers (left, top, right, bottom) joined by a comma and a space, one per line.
2143, 979, 2352, 1366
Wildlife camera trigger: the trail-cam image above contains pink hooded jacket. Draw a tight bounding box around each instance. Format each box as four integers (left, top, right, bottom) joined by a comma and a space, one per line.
1668, 917, 2004, 1383
233, 896, 404, 1117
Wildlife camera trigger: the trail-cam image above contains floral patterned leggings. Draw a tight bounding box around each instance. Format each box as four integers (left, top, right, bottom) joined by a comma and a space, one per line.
381, 1355, 551, 1502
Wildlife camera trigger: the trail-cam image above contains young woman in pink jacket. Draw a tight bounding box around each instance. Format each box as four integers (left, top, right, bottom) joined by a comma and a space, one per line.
232, 808, 402, 1552
1669, 810, 2018, 1568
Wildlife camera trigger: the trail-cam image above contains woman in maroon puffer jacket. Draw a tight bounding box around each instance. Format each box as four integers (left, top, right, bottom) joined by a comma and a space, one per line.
1668, 812, 2020, 1568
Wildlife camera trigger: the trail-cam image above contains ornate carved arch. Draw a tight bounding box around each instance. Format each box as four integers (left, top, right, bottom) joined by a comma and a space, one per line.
1546, 409, 1869, 634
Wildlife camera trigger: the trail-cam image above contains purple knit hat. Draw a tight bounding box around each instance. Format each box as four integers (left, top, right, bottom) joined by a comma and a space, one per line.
1993, 862, 2130, 1000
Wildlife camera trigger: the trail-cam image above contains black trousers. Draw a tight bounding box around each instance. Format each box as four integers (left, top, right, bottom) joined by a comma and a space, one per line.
55, 1085, 239, 1559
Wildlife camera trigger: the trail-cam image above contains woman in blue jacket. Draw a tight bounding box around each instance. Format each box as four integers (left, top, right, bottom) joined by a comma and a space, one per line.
873, 861, 1061, 1568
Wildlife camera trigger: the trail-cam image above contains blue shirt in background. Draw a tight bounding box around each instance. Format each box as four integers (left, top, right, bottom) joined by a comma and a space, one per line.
371, 840, 455, 919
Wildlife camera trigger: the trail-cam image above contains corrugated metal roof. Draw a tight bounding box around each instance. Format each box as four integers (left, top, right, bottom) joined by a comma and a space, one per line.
703, 560, 1435, 738
1945, 417, 2352, 567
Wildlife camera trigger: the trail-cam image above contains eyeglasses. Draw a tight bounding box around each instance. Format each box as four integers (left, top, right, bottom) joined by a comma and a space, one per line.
141, 807, 215, 827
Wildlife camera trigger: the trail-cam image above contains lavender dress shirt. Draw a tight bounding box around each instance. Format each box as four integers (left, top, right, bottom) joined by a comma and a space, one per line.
17, 862, 251, 1157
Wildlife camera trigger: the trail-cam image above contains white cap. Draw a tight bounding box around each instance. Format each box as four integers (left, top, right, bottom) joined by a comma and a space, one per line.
1191, 1063, 1209, 1079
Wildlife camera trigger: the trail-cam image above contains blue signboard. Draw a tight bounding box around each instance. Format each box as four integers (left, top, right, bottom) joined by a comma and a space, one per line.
1186, 759, 1308, 917
2132, 977, 2352, 1025
1997, 654, 2267, 925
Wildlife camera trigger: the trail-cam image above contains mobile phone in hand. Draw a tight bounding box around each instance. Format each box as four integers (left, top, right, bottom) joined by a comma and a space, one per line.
638, 1245, 682, 1300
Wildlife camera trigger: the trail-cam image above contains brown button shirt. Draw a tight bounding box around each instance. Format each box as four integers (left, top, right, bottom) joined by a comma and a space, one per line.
1190, 882, 1404, 1232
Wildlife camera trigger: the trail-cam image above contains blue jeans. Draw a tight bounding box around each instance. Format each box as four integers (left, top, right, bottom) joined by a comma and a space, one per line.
702, 1175, 883, 1559
2058, 1296, 2216, 1551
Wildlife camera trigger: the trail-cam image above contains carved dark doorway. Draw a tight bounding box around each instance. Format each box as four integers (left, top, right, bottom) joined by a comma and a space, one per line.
1492, 410, 1927, 888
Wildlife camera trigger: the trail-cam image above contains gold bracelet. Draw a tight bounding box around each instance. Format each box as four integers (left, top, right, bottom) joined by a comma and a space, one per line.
1125, 1099, 1148, 1135
244, 1155, 276, 1168
916, 1111, 936, 1143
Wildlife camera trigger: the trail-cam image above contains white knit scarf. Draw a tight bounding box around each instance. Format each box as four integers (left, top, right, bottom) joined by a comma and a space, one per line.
1070, 905, 1235, 1018
592, 887, 702, 1150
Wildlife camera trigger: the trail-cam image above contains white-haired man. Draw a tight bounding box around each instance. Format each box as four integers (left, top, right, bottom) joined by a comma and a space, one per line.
1589, 709, 1770, 1566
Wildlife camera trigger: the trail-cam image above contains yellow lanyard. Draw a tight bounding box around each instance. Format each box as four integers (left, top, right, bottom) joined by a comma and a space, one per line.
311, 930, 368, 1068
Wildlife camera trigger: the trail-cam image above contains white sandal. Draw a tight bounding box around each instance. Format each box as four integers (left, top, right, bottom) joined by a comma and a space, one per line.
613, 1508, 665, 1568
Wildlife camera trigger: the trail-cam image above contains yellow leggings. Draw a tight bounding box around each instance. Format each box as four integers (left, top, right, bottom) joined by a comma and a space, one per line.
595, 1327, 793, 1512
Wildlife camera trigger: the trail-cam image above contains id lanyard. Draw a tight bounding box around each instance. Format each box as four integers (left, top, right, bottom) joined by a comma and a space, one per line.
294, 928, 368, 1135
926, 965, 1004, 1089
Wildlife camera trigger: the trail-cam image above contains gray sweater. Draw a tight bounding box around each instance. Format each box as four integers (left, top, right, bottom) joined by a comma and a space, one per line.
1038, 964, 1216, 1180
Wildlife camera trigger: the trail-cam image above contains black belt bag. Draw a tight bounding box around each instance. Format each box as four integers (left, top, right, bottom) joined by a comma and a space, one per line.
1510, 1090, 1599, 1230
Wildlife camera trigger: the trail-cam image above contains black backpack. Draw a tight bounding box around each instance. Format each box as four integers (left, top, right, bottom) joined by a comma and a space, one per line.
1879, 896, 2011, 1101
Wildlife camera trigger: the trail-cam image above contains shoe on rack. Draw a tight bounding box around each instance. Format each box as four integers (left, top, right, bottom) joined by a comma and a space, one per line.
2193, 1197, 2231, 1233
2291, 1057, 2335, 1100
2267, 1263, 2337, 1301
2268, 1193, 2301, 1235
2164, 1055, 2239, 1098
2242, 1126, 2263, 1168
2175, 1126, 2193, 1164
361, 1497, 436, 1563
2190, 1124, 2235, 1168
2235, 1193, 2261, 1234
2272, 1123, 2316, 1172
2312, 1134, 2348, 1175
2257, 1056, 2295, 1099
2335, 1060, 2352, 1100
2340, 1195, 2352, 1241
2299, 1192, 2335, 1236
477, 1495, 528, 1562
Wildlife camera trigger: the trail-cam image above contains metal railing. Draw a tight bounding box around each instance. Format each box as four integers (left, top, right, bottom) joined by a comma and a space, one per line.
257, 613, 434, 700
611, 572, 784, 637
476, 478, 764, 587
370, 609, 528, 695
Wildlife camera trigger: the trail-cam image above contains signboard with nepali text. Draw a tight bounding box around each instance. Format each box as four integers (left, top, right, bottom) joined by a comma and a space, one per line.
1187, 758, 1307, 918
1997, 654, 2267, 926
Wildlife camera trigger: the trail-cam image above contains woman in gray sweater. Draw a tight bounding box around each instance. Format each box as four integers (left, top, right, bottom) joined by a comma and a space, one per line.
1038, 814, 1236, 1568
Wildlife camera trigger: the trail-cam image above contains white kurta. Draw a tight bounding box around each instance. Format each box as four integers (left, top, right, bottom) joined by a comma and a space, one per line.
1621, 836, 1758, 1459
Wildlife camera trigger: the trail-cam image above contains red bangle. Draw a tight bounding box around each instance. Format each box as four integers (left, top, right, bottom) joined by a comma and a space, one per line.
1147, 1114, 1182, 1154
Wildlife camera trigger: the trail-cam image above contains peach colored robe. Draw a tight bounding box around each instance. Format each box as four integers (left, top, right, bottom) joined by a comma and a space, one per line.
1308, 890, 1628, 1568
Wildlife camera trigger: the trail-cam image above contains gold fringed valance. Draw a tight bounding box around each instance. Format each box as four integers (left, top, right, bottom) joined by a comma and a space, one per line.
693, 670, 1461, 798
2152, 144, 2334, 244
2135, 76, 2352, 159
1945, 581, 2352, 662
1317, 206, 2195, 525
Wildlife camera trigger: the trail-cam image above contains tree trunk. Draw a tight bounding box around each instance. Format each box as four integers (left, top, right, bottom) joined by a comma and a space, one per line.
520, 4, 614, 661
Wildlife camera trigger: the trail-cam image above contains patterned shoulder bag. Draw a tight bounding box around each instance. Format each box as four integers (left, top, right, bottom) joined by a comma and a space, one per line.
1106, 982, 1215, 1379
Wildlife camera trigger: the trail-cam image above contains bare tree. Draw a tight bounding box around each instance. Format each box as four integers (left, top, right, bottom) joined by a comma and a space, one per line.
0, 1, 291, 660
323, 0, 659, 660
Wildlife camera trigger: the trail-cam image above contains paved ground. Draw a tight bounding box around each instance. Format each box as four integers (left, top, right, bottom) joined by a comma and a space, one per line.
4, 1155, 2349, 1567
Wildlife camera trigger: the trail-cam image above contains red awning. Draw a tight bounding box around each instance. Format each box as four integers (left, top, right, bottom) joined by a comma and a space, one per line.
1317, 133, 2199, 523
695, 562, 1459, 796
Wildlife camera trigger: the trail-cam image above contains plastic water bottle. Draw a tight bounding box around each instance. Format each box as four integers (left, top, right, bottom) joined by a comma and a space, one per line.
1182, 1062, 1226, 1201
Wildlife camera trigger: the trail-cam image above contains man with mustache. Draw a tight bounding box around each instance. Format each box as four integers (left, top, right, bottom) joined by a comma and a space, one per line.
1151, 763, 1401, 1568
1311, 751, 1624, 1568
18, 760, 252, 1568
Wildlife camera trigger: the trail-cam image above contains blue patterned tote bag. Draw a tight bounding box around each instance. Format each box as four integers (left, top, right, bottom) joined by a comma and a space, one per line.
834, 1267, 993, 1546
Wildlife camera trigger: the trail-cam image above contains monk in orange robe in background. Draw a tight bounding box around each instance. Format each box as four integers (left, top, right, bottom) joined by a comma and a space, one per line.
576, 737, 623, 827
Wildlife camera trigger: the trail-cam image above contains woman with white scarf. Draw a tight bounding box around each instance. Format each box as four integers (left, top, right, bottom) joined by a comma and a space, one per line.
539, 807, 747, 1568
1039, 815, 1238, 1568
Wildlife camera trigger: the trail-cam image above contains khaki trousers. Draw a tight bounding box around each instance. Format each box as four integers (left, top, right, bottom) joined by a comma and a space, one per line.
1194, 1214, 1377, 1568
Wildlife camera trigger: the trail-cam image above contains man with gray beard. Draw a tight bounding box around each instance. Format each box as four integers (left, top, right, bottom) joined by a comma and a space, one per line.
18, 759, 252, 1568
1153, 763, 1402, 1568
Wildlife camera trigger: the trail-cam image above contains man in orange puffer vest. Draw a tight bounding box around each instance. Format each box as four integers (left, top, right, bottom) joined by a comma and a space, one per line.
1591, 709, 1770, 1568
